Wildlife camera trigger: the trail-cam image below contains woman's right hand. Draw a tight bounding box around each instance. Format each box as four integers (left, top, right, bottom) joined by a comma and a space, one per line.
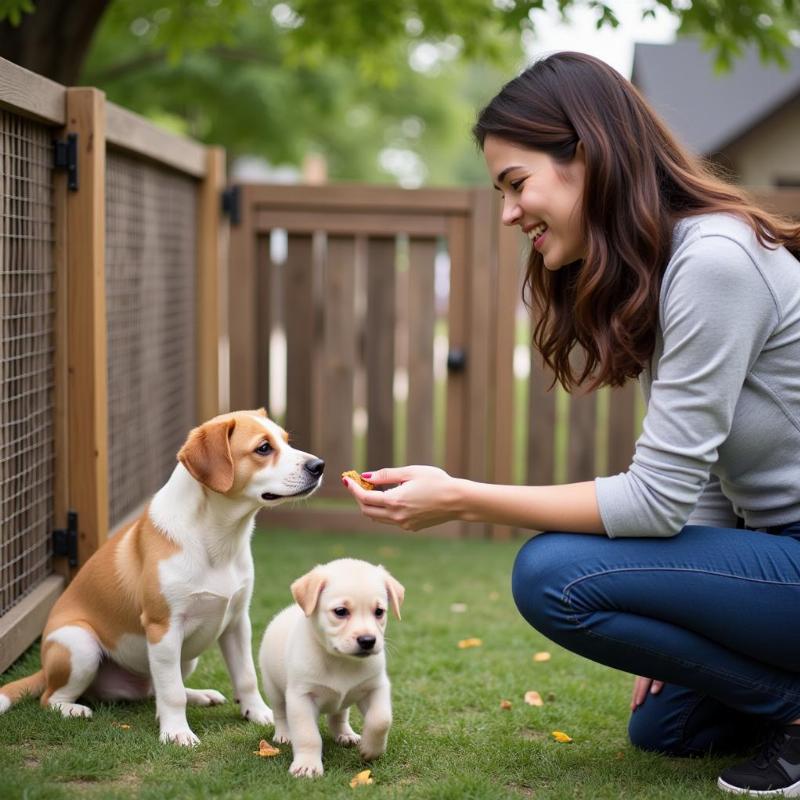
631, 676, 664, 711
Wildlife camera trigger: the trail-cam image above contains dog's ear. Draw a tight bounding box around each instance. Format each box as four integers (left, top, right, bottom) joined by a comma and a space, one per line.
178, 417, 236, 494
291, 566, 326, 616
380, 566, 405, 620
256, 407, 269, 418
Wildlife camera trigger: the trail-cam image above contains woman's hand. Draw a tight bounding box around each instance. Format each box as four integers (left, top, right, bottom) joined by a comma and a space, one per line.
631, 676, 664, 711
342, 465, 460, 531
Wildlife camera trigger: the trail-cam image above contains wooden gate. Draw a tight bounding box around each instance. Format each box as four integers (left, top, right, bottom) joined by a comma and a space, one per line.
228, 184, 525, 537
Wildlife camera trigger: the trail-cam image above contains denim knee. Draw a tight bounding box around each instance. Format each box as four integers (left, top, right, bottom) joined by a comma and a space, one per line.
511, 532, 584, 639
628, 706, 686, 755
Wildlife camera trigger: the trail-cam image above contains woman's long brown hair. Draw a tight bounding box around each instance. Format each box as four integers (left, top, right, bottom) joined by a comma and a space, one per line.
473, 51, 800, 391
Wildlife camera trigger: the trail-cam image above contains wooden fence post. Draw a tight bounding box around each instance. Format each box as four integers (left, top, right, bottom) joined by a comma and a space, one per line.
65, 87, 109, 567
197, 146, 225, 422
227, 185, 257, 411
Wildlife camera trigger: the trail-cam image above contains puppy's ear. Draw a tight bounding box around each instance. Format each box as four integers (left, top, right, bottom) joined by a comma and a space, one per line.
178, 418, 236, 494
291, 566, 326, 616
380, 566, 405, 620
256, 407, 269, 418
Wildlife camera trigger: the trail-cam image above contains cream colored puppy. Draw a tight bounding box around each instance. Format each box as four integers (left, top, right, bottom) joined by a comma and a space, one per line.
259, 558, 404, 778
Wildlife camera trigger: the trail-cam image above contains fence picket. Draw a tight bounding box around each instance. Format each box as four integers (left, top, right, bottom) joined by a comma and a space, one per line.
284, 234, 315, 454
319, 235, 357, 493
406, 237, 436, 466
365, 237, 396, 471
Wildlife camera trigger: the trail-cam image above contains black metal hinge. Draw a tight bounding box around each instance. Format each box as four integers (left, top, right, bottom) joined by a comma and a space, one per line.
53, 133, 79, 192
221, 185, 241, 225
53, 510, 78, 567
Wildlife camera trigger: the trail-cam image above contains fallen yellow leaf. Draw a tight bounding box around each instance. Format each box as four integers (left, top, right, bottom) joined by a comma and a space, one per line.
551, 731, 573, 743
500, 699, 512, 710
533, 651, 551, 662
253, 739, 281, 757
524, 691, 543, 707
112, 722, 131, 729
350, 769, 374, 787
457, 638, 483, 649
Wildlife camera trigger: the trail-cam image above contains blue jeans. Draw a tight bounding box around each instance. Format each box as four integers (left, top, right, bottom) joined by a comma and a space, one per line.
511, 524, 800, 756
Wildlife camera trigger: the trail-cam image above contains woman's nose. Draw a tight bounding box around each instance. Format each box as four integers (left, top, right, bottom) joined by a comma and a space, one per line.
502, 200, 522, 226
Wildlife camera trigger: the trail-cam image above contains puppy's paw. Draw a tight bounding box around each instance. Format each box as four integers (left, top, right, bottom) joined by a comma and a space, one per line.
289, 756, 324, 778
160, 727, 200, 747
242, 700, 273, 726
273, 727, 291, 744
336, 731, 361, 746
186, 688, 227, 706
359, 741, 387, 761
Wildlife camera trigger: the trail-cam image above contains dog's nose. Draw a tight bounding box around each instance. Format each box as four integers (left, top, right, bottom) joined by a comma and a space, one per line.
304, 458, 325, 477
357, 635, 376, 651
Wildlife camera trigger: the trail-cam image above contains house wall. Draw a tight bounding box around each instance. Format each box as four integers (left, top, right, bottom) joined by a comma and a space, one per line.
721, 98, 800, 186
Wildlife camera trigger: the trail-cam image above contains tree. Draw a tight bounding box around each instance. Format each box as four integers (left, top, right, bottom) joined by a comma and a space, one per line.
2, 0, 799, 85
1, 1, 797, 185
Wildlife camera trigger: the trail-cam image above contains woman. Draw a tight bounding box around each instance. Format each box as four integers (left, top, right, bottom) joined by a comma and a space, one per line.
343, 51, 800, 796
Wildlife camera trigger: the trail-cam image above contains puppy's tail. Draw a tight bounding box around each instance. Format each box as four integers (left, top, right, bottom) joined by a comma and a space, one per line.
0, 670, 46, 712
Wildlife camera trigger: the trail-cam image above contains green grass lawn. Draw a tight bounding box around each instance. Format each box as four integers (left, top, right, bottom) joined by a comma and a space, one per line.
1, 528, 730, 799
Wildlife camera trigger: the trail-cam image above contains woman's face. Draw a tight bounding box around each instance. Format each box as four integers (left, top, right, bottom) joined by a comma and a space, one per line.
483, 135, 586, 271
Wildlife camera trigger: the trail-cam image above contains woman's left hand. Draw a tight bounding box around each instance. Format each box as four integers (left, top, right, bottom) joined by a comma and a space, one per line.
342, 465, 460, 531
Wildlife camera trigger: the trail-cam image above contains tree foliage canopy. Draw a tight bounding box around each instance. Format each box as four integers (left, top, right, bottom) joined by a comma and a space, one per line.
0, 0, 797, 184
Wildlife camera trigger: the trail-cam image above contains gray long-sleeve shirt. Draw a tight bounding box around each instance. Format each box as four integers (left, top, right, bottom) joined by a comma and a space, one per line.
595, 212, 800, 537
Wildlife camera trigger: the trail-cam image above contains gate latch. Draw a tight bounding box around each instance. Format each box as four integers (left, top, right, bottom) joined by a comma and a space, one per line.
53, 133, 79, 192
53, 510, 78, 567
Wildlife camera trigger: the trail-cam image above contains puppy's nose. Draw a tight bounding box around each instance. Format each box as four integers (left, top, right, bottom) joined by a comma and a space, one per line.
357, 635, 376, 651
304, 458, 325, 477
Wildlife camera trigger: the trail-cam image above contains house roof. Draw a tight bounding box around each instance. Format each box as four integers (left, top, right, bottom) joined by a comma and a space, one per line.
631, 39, 800, 155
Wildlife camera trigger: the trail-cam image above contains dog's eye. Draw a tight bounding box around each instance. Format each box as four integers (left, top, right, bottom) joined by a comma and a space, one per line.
333, 607, 349, 618
255, 441, 273, 456
374, 608, 385, 618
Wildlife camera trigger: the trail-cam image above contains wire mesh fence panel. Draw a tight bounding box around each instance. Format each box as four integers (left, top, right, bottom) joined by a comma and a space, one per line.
105, 150, 198, 530
0, 111, 56, 616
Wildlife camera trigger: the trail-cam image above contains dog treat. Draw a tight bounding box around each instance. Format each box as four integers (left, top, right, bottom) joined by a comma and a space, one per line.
349, 769, 374, 787
254, 739, 281, 757
341, 470, 375, 490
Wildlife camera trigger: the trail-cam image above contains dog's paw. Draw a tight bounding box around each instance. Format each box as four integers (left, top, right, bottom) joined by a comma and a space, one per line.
358, 742, 386, 761
160, 727, 200, 747
289, 757, 324, 778
50, 701, 93, 719
242, 700, 273, 726
273, 728, 291, 744
336, 731, 361, 746
185, 688, 226, 706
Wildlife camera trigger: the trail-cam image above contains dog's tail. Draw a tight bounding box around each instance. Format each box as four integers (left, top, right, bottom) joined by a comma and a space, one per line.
0, 670, 46, 712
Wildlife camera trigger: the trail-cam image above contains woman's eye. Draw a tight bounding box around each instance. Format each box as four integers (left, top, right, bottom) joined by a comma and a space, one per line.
255, 442, 273, 455
333, 607, 349, 618
510, 179, 524, 191
374, 608, 385, 618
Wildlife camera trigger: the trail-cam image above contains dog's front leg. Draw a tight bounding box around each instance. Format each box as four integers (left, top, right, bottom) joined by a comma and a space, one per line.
218, 613, 273, 725
146, 622, 197, 746
286, 691, 324, 777
357, 683, 392, 761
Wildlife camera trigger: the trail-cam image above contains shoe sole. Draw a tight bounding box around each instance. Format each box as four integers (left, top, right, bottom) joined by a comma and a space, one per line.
718, 777, 800, 797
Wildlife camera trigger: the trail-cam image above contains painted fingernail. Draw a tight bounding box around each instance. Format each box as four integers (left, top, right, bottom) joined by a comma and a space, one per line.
342, 477, 348, 487
361, 472, 372, 479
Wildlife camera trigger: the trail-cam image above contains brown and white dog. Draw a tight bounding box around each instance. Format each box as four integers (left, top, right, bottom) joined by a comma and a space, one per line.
0, 408, 324, 746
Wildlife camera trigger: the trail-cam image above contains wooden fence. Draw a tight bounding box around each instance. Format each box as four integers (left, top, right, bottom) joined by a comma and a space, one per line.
228, 184, 800, 541
0, 58, 225, 673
